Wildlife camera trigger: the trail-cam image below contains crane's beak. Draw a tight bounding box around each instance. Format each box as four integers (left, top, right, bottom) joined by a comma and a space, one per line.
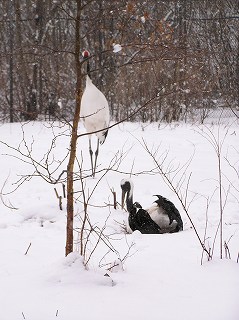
121, 190, 126, 210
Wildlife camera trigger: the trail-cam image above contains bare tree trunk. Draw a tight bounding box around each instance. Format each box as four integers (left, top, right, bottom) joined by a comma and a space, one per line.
65, 0, 82, 256
15, 0, 30, 116
236, 7, 239, 108
8, 0, 14, 123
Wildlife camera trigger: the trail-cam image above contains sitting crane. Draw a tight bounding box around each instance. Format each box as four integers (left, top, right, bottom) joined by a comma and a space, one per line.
121, 179, 183, 234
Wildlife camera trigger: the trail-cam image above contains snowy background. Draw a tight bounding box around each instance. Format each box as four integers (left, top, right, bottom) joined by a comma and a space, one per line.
0, 116, 239, 320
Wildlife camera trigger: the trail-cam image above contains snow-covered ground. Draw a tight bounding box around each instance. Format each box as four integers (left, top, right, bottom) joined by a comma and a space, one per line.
0, 118, 239, 320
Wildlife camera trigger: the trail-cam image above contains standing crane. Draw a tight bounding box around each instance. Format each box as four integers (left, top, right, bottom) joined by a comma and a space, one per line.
80, 50, 110, 177
121, 179, 183, 234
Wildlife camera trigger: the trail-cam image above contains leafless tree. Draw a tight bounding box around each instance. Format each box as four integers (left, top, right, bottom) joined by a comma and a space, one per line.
1, 1, 238, 123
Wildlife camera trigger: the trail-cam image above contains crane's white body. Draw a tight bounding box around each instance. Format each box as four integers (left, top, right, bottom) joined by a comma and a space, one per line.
147, 203, 177, 230
80, 75, 110, 176
81, 75, 109, 144
147, 203, 170, 228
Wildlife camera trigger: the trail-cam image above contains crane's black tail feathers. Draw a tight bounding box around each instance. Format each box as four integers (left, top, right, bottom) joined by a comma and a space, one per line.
99, 129, 108, 145
153, 194, 183, 231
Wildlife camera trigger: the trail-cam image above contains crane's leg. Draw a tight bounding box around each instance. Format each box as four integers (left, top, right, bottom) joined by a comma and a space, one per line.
88, 137, 94, 176
93, 138, 100, 177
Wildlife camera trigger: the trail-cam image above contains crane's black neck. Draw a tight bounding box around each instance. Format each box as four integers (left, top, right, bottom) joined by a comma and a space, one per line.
121, 179, 135, 213
126, 190, 133, 213
83, 56, 91, 77
86, 59, 90, 75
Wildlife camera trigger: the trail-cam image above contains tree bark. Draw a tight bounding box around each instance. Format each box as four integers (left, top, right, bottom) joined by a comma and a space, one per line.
8, 0, 14, 123
65, 0, 82, 256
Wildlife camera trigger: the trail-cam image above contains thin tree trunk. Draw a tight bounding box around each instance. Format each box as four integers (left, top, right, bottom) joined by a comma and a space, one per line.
15, 0, 30, 115
65, 0, 82, 256
8, 0, 14, 123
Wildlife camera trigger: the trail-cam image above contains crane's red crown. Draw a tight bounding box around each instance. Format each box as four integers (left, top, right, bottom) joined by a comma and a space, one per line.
82, 50, 90, 58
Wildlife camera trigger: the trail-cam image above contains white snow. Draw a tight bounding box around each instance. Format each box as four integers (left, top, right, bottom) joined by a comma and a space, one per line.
0, 118, 239, 320
113, 43, 122, 53
57, 99, 63, 110
140, 16, 146, 23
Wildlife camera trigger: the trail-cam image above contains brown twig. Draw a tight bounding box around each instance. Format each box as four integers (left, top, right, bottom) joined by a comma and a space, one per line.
139, 138, 212, 260
224, 241, 231, 259
24, 243, 32, 255
62, 183, 66, 198
111, 188, 117, 209
54, 187, 63, 210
